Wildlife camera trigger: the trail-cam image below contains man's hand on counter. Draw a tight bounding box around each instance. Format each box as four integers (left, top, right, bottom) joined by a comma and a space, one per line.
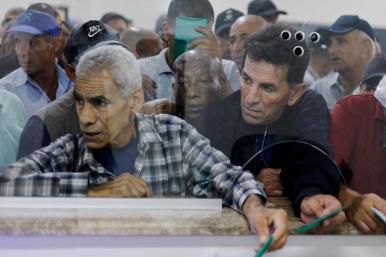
88, 172, 151, 197
300, 194, 346, 233
339, 186, 386, 234
242, 194, 288, 252
255, 168, 284, 197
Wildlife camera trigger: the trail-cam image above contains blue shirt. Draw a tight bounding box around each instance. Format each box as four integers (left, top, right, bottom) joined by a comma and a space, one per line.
93, 136, 139, 176
0, 65, 72, 120
0, 89, 25, 166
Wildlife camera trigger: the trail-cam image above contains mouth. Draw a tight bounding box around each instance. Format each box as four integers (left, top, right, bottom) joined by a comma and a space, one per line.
83, 131, 101, 139
19, 61, 31, 68
241, 102, 263, 118
331, 57, 341, 64
186, 104, 204, 114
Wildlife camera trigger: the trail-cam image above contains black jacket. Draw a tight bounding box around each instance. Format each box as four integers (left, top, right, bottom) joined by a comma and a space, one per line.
194, 89, 340, 216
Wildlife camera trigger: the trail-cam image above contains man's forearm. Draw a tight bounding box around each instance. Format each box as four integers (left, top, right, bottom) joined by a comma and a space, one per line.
0, 171, 89, 197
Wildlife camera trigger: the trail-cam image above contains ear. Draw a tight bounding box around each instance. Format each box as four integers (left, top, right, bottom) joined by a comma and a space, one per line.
129, 88, 145, 112
361, 38, 373, 57
64, 64, 76, 81
287, 83, 306, 106
163, 22, 173, 47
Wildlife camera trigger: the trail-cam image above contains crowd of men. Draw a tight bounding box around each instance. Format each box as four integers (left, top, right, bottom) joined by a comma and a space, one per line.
0, 0, 385, 253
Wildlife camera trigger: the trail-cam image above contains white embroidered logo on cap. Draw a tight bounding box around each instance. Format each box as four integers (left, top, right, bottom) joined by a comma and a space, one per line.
224, 10, 235, 22
88, 25, 104, 38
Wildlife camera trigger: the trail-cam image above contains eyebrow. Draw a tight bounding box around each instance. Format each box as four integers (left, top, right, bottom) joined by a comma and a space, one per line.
241, 70, 251, 79
259, 82, 276, 88
73, 91, 110, 103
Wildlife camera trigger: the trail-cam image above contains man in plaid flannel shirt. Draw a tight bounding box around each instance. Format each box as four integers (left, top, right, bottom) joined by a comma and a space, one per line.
0, 44, 289, 251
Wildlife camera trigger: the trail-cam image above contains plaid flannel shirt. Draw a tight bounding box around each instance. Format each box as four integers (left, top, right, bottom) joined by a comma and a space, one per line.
0, 113, 266, 212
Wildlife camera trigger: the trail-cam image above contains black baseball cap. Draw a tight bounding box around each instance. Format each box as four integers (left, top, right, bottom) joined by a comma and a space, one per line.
215, 8, 244, 37
27, 2, 56, 17
63, 20, 124, 64
328, 15, 375, 40
247, 0, 287, 17
101, 12, 129, 24
309, 27, 330, 53
362, 55, 386, 83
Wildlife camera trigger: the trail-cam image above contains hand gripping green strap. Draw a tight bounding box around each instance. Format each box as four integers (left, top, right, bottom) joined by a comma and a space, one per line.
292, 204, 350, 234
254, 234, 274, 257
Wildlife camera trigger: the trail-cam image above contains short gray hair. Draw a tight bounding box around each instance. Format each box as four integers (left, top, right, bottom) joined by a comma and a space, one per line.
76, 45, 142, 99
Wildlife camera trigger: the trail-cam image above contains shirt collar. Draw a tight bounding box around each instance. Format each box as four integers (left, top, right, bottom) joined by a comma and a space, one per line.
14, 64, 71, 92
156, 48, 173, 75
135, 112, 163, 147
12, 68, 28, 88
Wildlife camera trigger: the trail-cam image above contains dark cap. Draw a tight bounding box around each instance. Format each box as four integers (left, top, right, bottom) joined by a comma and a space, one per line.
27, 2, 56, 17
248, 0, 287, 17
309, 27, 330, 53
63, 20, 122, 64
362, 55, 386, 83
101, 12, 128, 24
215, 8, 244, 37
8, 9, 60, 36
328, 15, 375, 40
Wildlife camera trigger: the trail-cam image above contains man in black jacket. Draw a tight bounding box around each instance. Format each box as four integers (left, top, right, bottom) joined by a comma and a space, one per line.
195, 24, 345, 230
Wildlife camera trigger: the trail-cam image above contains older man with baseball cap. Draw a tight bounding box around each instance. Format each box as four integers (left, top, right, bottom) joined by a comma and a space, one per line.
0, 9, 71, 120
311, 15, 377, 110
304, 27, 336, 86
17, 20, 126, 158
214, 8, 244, 59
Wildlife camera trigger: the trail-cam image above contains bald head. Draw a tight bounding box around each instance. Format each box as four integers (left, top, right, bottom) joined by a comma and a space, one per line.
229, 15, 267, 70
120, 27, 163, 59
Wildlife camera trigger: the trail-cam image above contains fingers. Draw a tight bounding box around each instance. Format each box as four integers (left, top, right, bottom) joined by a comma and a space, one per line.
264, 181, 284, 190
142, 75, 157, 96
187, 27, 221, 58
301, 196, 325, 218
125, 173, 151, 197
269, 209, 288, 251
322, 210, 346, 228
320, 199, 344, 228
193, 26, 216, 39
266, 189, 284, 197
356, 220, 372, 234
254, 210, 270, 240
256, 168, 283, 197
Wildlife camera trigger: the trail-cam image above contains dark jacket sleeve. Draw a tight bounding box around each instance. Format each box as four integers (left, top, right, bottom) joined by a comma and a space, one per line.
277, 141, 341, 217
287, 89, 333, 155
278, 90, 340, 216
17, 115, 52, 159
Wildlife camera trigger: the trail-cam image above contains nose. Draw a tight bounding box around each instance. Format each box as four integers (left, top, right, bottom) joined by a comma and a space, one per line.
186, 84, 200, 98
244, 85, 262, 105
327, 40, 337, 56
78, 102, 97, 127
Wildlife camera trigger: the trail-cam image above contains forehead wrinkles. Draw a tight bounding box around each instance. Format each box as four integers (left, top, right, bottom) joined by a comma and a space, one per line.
75, 72, 112, 96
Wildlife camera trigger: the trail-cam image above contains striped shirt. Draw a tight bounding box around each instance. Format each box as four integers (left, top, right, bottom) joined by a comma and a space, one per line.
0, 113, 265, 212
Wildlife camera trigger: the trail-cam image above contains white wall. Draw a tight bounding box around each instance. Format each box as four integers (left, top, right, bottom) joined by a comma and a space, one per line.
0, 0, 385, 30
